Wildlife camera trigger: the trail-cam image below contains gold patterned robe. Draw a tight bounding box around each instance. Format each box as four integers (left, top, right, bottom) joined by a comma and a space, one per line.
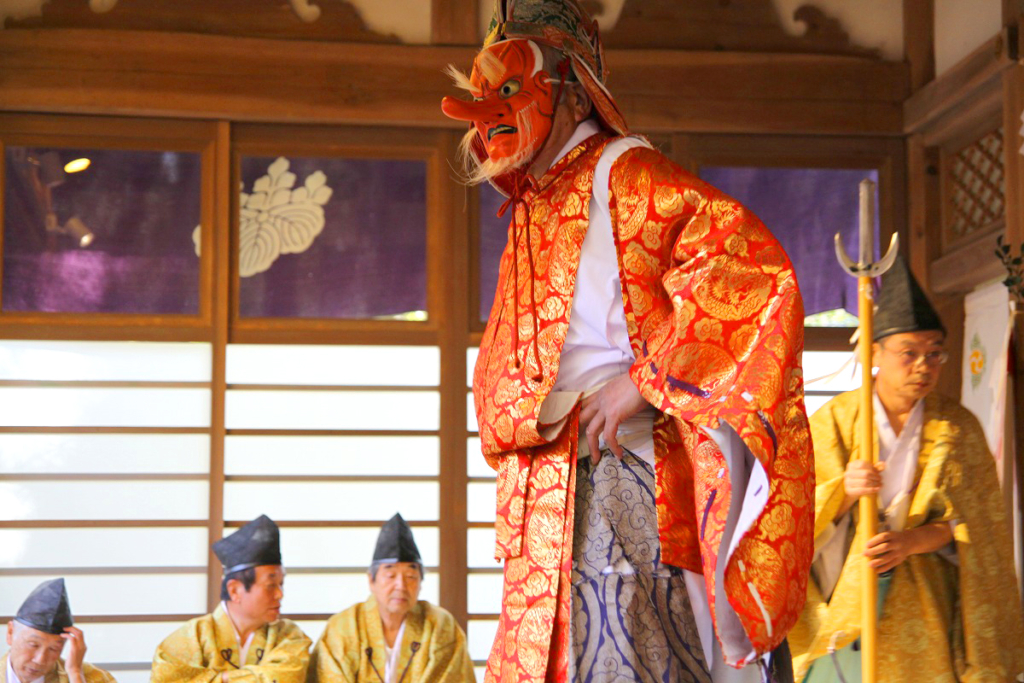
0, 653, 115, 683
475, 131, 814, 681
309, 596, 474, 683
150, 605, 311, 683
791, 390, 1024, 682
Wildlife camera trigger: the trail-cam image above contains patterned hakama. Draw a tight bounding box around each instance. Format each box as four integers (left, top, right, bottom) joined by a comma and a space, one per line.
570, 452, 711, 683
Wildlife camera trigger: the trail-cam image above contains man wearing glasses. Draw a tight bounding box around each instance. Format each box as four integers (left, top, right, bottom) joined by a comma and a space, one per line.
791, 258, 1024, 681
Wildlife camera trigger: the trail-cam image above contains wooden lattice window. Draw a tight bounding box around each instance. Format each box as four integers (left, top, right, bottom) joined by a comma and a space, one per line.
945, 127, 1005, 245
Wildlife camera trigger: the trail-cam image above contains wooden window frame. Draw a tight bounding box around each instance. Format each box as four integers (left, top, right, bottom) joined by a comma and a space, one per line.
0, 113, 220, 341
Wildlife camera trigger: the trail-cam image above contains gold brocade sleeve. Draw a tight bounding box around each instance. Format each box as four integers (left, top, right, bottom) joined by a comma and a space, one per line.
225, 621, 310, 683
81, 663, 117, 683
151, 617, 310, 683
151, 624, 221, 683
312, 599, 476, 683
609, 146, 814, 655
807, 395, 857, 541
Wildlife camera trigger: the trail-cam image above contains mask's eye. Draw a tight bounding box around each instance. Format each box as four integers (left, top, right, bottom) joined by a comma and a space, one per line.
499, 79, 521, 98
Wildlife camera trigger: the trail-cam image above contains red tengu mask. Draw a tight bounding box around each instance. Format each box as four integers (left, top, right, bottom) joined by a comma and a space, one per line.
441, 39, 556, 167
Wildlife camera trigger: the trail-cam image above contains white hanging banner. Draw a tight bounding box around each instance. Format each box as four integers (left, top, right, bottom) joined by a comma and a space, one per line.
961, 281, 1012, 477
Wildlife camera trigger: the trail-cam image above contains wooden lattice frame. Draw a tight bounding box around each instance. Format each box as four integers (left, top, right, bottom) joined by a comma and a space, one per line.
944, 127, 1005, 247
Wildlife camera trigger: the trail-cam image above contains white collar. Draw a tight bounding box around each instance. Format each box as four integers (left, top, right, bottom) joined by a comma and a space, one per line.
7, 653, 46, 683
547, 119, 601, 172
221, 602, 256, 664
382, 619, 407, 683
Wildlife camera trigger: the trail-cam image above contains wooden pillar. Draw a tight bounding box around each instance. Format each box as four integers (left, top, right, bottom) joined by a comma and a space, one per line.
435, 130, 471, 628
904, 0, 935, 93
1003, 64, 1024, 598
207, 120, 232, 610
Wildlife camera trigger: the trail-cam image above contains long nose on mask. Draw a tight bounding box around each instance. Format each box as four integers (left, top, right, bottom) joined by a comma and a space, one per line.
441, 94, 512, 123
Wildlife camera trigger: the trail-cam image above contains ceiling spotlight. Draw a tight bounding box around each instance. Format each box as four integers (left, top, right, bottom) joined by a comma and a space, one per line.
63, 216, 94, 248
63, 158, 91, 174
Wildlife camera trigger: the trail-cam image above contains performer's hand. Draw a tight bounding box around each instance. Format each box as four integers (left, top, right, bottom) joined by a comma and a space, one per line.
580, 373, 649, 465
62, 627, 86, 683
863, 530, 913, 573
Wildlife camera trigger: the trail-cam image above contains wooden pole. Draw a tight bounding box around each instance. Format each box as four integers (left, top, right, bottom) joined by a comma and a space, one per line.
836, 179, 894, 682
858, 275, 878, 683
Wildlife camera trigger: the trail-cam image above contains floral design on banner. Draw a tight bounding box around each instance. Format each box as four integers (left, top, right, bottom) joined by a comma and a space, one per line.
193, 157, 333, 277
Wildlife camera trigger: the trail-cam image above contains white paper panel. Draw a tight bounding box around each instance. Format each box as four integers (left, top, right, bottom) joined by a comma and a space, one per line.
467, 573, 502, 615
0, 434, 209, 474
802, 350, 861, 392
293, 620, 327, 646
0, 341, 211, 381
466, 437, 493, 479
0, 574, 206, 615
467, 482, 496, 523
225, 390, 439, 430
284, 572, 438, 615
467, 528, 498, 568
475, 666, 487, 680
225, 482, 438, 521
0, 481, 208, 521
80, 622, 183, 663
467, 392, 477, 433
0, 528, 208, 568
468, 619, 499, 661
0, 388, 211, 428
225, 436, 438, 476
279, 527, 439, 568
227, 345, 440, 386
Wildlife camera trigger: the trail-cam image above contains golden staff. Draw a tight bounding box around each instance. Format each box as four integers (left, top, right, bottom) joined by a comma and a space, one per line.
833, 179, 899, 683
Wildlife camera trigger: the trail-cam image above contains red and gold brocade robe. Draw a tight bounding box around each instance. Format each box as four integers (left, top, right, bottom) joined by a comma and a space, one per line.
473, 131, 814, 683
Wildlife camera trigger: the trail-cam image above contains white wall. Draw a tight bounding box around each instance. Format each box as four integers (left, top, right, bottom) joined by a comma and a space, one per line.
935, 0, 1002, 75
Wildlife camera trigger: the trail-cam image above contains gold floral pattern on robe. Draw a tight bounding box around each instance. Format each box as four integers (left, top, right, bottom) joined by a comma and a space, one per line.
790, 390, 1024, 682
0, 653, 115, 683
473, 133, 813, 682
150, 605, 310, 683
309, 596, 474, 683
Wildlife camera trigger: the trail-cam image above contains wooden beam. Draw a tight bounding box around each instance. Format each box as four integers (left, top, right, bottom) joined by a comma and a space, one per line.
904, 0, 935, 92
0, 29, 908, 136
431, 0, 479, 45
904, 30, 1013, 135
928, 224, 1006, 293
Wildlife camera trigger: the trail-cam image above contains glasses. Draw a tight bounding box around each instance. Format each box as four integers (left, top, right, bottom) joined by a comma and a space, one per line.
881, 346, 949, 368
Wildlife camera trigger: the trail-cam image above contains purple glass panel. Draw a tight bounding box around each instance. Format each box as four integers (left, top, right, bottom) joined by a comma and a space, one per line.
699, 167, 879, 320
3, 147, 201, 314
478, 184, 508, 322
238, 156, 427, 320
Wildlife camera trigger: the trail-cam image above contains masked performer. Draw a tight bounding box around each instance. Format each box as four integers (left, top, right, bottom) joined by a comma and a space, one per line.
3, 579, 114, 683
790, 259, 1024, 682
309, 514, 474, 683
441, 2, 814, 681
151, 515, 311, 683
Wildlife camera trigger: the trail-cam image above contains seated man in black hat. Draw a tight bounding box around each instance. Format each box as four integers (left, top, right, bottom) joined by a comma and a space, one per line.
3, 579, 113, 683
309, 514, 473, 683
791, 258, 1024, 681
151, 515, 311, 683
